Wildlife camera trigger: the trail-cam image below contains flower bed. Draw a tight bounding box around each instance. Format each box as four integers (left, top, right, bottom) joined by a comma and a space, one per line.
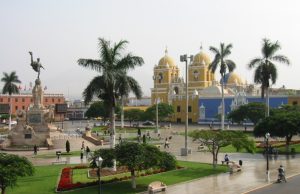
57, 165, 184, 192
57, 167, 83, 191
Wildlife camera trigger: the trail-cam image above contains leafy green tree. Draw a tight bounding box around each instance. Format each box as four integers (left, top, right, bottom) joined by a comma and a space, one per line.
85, 101, 109, 120
144, 103, 174, 122
115, 142, 145, 189
228, 102, 265, 125
66, 140, 70, 153
248, 39, 290, 116
189, 130, 255, 168
1, 72, 21, 131
92, 148, 115, 168
209, 43, 236, 130
93, 142, 176, 189
254, 109, 300, 152
78, 38, 143, 171
0, 153, 34, 194
124, 109, 144, 126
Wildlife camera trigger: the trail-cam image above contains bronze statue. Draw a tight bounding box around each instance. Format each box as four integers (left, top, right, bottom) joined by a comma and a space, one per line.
29, 51, 44, 79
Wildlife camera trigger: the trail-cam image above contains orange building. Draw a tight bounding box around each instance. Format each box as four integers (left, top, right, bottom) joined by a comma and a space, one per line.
0, 93, 65, 120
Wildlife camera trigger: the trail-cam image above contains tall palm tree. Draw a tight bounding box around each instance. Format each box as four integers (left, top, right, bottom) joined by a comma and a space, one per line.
78, 38, 143, 169
248, 39, 290, 117
209, 43, 236, 130
1, 71, 21, 130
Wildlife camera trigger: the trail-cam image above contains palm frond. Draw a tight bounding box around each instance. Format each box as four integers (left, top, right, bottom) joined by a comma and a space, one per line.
116, 54, 144, 70
82, 76, 106, 105
208, 56, 220, 73
209, 46, 220, 55
248, 58, 262, 69
98, 38, 113, 66
268, 62, 278, 84
77, 59, 102, 72
223, 43, 233, 57
113, 39, 128, 59
268, 41, 281, 57
270, 55, 290, 65
225, 59, 236, 72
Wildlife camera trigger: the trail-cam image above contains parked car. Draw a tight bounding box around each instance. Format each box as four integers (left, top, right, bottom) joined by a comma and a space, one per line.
142, 121, 155, 126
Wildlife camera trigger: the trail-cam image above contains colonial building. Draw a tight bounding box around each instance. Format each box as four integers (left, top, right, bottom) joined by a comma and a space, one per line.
151, 47, 300, 123
0, 90, 65, 121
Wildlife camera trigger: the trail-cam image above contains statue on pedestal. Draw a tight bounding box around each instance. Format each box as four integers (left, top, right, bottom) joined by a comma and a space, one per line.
29, 51, 44, 79
29, 52, 44, 109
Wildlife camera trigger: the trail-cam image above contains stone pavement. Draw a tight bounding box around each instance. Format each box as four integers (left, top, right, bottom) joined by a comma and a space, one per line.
2, 123, 300, 194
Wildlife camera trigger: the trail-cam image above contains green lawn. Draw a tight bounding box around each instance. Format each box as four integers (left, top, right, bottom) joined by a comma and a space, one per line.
7, 164, 68, 194
8, 161, 227, 194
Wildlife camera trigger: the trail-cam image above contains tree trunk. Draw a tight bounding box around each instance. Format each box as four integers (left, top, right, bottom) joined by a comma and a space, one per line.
1, 186, 6, 194
212, 142, 217, 168
266, 87, 270, 117
9, 95, 12, 131
221, 75, 225, 130
131, 169, 136, 189
121, 96, 124, 129
110, 106, 116, 171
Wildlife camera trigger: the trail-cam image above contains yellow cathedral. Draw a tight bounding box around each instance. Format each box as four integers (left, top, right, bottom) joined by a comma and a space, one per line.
151, 47, 215, 123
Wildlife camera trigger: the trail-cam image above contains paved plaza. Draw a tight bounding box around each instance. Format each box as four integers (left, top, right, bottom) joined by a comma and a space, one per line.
2, 122, 300, 194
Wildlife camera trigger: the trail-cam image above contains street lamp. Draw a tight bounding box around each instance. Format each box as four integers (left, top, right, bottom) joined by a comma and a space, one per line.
96, 156, 103, 194
180, 54, 193, 156
265, 132, 270, 182
153, 74, 162, 133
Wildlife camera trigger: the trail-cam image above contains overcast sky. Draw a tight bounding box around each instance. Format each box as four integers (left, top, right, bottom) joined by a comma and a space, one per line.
1, 0, 299, 99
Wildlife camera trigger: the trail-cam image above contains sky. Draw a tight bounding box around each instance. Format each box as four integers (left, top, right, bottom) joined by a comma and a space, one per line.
1, 0, 299, 100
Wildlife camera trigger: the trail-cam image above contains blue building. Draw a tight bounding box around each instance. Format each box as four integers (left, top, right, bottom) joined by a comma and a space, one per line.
198, 96, 288, 123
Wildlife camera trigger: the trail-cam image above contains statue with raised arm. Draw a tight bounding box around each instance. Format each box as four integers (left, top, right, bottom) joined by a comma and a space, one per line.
29, 51, 44, 79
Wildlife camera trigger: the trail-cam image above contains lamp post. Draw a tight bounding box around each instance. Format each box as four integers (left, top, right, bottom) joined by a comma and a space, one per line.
265, 132, 270, 182
153, 74, 162, 133
180, 54, 193, 156
96, 156, 103, 194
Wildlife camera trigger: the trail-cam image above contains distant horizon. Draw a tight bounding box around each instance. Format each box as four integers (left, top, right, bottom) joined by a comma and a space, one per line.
1, 0, 299, 99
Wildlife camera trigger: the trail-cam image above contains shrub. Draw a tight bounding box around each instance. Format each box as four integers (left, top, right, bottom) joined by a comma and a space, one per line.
66, 140, 70, 153
159, 152, 177, 171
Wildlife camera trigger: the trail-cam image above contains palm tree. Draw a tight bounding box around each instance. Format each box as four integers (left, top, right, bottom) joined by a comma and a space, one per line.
248, 38, 290, 117
209, 43, 236, 130
1, 72, 21, 130
78, 38, 143, 169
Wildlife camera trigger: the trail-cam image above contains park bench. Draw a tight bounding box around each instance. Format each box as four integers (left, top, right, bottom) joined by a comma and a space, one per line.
221, 160, 235, 165
148, 181, 167, 194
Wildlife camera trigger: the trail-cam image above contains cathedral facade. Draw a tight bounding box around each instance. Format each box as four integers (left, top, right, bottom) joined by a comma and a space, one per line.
151, 47, 300, 124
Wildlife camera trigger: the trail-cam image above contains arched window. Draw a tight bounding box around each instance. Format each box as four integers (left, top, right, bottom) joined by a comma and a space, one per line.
174, 87, 179, 95
194, 70, 199, 80
159, 73, 163, 83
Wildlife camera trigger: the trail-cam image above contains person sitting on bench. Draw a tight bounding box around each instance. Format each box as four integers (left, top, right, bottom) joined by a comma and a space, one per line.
224, 154, 229, 164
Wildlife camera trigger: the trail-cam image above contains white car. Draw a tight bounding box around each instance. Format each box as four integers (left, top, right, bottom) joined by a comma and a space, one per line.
6, 120, 17, 125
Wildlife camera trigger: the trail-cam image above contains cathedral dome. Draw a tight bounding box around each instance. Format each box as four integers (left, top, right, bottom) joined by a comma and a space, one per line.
158, 55, 176, 67
220, 72, 244, 86
192, 49, 211, 66
158, 48, 176, 67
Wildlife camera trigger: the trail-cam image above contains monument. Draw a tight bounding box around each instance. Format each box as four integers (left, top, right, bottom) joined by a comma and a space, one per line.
8, 52, 57, 147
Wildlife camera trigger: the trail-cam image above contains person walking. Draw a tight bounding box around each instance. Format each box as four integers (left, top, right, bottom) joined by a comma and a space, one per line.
164, 138, 169, 149
80, 148, 84, 160
86, 146, 90, 157
33, 145, 38, 155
